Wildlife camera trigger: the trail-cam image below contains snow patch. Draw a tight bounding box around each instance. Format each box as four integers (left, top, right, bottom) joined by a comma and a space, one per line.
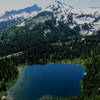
17, 21, 25, 27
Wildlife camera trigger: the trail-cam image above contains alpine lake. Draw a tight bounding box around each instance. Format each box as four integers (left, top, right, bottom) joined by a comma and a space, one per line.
7, 62, 85, 100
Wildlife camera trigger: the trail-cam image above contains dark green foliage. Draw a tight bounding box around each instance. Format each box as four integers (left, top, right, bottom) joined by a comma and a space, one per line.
73, 25, 80, 33
36, 11, 53, 17
93, 17, 100, 22
0, 33, 100, 99
0, 19, 100, 99
82, 23, 90, 30
67, 13, 73, 24
0, 18, 80, 57
0, 58, 18, 95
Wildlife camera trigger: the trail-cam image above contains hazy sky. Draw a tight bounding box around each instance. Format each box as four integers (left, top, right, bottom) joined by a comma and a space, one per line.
0, 0, 100, 13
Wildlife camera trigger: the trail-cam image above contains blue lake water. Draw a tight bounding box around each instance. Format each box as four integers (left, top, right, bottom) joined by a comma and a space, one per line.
8, 63, 85, 100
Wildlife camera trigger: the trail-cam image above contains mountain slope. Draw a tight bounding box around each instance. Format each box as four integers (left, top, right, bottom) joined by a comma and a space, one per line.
0, 1, 100, 51
27, 1, 99, 35
0, 4, 42, 32
43, 1, 100, 35
1, 1, 100, 34
0, 11, 80, 56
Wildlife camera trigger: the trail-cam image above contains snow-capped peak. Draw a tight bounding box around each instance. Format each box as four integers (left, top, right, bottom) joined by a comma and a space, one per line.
44, 1, 73, 24
40, 1, 100, 35
0, 1, 100, 35
46, 1, 72, 12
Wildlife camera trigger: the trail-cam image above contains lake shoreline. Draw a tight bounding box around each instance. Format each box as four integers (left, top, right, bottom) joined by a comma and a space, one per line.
1, 57, 87, 100
6, 60, 86, 100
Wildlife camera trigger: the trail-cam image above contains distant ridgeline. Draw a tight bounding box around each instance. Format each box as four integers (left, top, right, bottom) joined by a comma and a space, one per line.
0, 4, 42, 32
0, 1, 100, 34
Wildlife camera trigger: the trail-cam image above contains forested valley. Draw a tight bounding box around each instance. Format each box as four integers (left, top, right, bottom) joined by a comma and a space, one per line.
0, 19, 100, 100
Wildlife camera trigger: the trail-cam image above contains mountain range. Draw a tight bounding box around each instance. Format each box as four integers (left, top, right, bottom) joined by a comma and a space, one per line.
0, 1, 100, 35
32, 1, 100, 35
0, 4, 42, 32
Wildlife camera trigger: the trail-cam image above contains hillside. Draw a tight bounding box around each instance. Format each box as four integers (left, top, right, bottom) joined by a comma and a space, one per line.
0, 4, 42, 32
0, 1, 100, 100
0, 1, 100, 57
34, 1, 100, 35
